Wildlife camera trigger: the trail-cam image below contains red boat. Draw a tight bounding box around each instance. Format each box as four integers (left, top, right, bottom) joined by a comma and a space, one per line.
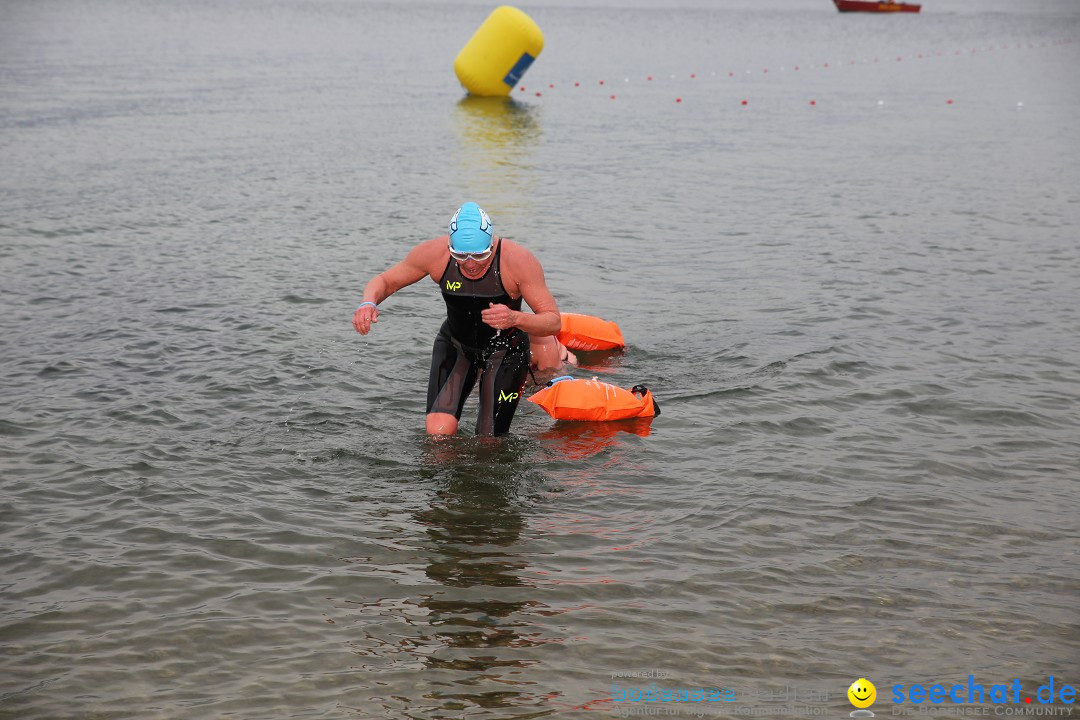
834, 0, 921, 12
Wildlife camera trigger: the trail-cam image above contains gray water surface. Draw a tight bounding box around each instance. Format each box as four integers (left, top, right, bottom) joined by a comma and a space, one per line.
1, 0, 1078, 718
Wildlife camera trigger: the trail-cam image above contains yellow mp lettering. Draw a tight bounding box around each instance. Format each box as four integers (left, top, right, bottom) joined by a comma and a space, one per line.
445, 281, 462, 291
498, 390, 519, 402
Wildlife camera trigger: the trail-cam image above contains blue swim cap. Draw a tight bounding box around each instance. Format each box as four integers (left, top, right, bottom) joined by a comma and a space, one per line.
448, 202, 493, 253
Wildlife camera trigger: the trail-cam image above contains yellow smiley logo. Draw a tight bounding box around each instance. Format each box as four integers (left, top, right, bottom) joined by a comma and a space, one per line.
848, 678, 877, 709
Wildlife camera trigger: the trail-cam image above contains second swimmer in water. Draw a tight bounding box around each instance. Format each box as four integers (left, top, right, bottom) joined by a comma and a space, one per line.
528, 334, 578, 373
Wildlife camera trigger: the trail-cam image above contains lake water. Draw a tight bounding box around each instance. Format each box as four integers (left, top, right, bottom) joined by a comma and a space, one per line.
1, 0, 1078, 718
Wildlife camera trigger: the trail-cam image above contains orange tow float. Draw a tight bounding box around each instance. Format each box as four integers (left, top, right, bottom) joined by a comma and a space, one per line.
529, 377, 660, 422
556, 313, 625, 352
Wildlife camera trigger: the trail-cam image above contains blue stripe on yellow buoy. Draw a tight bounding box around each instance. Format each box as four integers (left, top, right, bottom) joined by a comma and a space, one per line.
502, 52, 536, 87
454, 6, 544, 97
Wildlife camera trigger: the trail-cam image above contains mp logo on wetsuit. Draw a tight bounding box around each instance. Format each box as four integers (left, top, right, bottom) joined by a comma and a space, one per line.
445, 281, 462, 291
498, 390, 519, 402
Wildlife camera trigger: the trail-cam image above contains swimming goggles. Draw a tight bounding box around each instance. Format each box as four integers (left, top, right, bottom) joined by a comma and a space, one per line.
448, 241, 494, 263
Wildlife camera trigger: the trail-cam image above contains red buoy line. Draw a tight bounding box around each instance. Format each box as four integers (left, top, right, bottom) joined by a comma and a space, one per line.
514, 38, 1073, 105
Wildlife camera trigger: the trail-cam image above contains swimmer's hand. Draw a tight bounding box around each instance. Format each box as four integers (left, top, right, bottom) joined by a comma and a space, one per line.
481, 302, 518, 332
353, 303, 379, 335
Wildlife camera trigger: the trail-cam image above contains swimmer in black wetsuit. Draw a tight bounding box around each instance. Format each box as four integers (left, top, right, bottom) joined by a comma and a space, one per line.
352, 202, 561, 436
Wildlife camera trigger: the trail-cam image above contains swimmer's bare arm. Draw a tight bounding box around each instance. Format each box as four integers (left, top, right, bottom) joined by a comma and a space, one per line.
482, 241, 560, 336
353, 238, 445, 335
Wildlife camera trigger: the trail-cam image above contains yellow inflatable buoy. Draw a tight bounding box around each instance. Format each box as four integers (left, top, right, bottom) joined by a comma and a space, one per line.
454, 6, 544, 97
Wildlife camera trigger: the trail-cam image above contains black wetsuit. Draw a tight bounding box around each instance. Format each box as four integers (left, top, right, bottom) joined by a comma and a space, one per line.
426, 242, 530, 436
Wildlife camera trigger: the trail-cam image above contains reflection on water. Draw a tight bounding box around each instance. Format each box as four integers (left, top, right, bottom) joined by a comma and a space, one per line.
413, 440, 554, 715
537, 418, 654, 462
454, 96, 541, 157
453, 96, 541, 222
346, 437, 564, 717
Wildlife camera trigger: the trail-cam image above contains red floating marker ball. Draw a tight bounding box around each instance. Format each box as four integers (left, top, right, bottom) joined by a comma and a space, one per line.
647, 75, 653, 81
763, 68, 769, 73
947, 99, 953, 104
691, 73, 696, 78
599, 80, 605, 85
741, 99, 748, 105
794, 65, 799, 71
549, 83, 555, 89
519, 86, 526, 91
810, 100, 816, 106
535, 91, 542, 97
610, 95, 616, 100
728, 71, 735, 77
574, 81, 580, 87
676, 97, 682, 103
